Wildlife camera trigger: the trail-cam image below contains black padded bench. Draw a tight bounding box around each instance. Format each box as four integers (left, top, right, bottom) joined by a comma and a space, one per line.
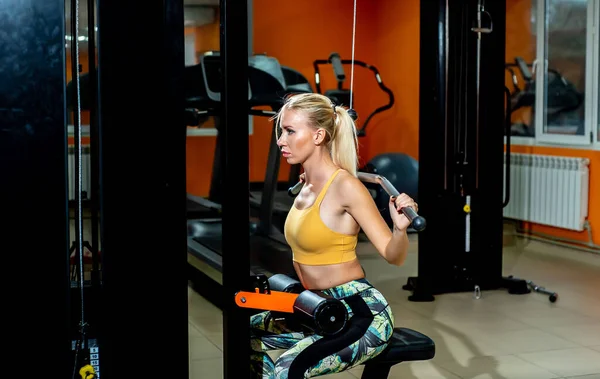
360, 327, 436, 378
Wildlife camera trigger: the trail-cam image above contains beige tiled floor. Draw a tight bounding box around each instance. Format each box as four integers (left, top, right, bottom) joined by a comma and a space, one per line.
188, 231, 600, 379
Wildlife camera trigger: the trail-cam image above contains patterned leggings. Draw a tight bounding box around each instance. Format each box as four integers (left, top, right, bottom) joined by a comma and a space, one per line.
249, 278, 395, 379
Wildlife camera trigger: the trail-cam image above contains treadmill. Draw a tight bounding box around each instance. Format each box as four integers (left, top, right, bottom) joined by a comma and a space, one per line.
183, 59, 225, 220
187, 52, 298, 282
67, 66, 222, 220
184, 55, 311, 225
246, 57, 314, 233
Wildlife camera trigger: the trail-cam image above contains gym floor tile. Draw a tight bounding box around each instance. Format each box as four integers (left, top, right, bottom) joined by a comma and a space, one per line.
435, 354, 561, 379
384, 360, 462, 379
516, 347, 600, 377
188, 233, 600, 379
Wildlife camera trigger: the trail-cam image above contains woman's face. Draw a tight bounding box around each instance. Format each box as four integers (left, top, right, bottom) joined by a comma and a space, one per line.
276, 109, 317, 165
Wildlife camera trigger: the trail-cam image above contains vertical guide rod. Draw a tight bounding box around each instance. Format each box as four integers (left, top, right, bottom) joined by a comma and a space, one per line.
87, 0, 101, 286
470, 0, 493, 188
70, 0, 87, 341
220, 0, 251, 378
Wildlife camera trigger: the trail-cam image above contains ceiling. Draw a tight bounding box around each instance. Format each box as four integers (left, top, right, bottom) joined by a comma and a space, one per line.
65, 0, 219, 50
183, 0, 219, 4
65, 0, 219, 33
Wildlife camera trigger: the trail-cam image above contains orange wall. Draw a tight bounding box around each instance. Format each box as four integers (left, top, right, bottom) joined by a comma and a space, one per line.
67, 0, 593, 246
362, 0, 420, 161
66, 51, 92, 126
185, 20, 219, 195
506, 0, 600, 245
251, 0, 378, 172
186, 0, 419, 196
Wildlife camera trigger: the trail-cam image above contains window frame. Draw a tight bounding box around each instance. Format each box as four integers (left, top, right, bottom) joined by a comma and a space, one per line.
508, 0, 600, 150
534, 0, 595, 146
594, 0, 600, 147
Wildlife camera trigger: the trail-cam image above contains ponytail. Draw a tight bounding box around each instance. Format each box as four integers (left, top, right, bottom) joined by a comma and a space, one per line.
273, 93, 360, 177
330, 106, 359, 177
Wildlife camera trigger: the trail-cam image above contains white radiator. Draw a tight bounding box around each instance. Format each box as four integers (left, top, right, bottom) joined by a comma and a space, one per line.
68, 146, 91, 201
503, 153, 590, 231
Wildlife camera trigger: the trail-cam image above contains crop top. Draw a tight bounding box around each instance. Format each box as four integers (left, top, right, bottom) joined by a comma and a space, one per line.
284, 169, 358, 265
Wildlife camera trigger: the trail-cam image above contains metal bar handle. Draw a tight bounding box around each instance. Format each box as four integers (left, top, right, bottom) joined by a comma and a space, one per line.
357, 173, 426, 231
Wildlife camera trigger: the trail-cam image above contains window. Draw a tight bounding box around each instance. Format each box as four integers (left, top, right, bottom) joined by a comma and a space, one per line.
506, 0, 599, 148
505, 0, 538, 138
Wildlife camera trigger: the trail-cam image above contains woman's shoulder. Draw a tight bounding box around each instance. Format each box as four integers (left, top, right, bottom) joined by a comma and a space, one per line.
332, 169, 369, 198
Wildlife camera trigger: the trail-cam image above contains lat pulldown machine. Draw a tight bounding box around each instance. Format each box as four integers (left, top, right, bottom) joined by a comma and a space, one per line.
238, 174, 433, 379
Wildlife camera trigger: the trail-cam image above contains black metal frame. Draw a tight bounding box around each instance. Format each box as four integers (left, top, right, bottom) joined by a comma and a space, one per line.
407, 0, 508, 301
0, 0, 72, 373
96, 0, 188, 376
86, 0, 101, 287
219, 0, 251, 377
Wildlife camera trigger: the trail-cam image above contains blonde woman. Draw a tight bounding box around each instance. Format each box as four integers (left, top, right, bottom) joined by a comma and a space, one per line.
250, 93, 417, 378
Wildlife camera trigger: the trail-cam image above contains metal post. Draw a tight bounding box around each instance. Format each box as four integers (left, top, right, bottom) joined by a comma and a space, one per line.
0, 0, 71, 374
409, 0, 506, 301
96, 0, 188, 376
220, 0, 251, 377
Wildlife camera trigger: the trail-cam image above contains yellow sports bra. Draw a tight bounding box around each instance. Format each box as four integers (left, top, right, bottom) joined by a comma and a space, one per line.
284, 169, 358, 265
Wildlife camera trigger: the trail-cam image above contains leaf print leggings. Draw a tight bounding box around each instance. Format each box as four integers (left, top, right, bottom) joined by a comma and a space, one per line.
249, 278, 395, 379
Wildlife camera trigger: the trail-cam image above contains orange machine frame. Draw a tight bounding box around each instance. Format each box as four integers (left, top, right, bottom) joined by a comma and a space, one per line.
234, 289, 299, 313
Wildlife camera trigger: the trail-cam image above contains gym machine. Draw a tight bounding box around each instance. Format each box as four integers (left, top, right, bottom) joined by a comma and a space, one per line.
404, 0, 557, 303
56, 0, 191, 375
186, 52, 313, 307
237, 274, 349, 337
504, 56, 584, 137
203, 0, 435, 377
245, 58, 314, 233
1, 0, 72, 374
94, 0, 189, 376
236, 273, 436, 378
404, 0, 510, 301
242, 174, 431, 378
184, 52, 312, 222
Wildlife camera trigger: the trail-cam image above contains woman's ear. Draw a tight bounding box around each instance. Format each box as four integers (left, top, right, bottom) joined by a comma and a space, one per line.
313, 128, 327, 145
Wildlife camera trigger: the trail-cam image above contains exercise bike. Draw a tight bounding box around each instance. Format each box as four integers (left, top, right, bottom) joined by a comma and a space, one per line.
307, 52, 419, 229
504, 56, 584, 137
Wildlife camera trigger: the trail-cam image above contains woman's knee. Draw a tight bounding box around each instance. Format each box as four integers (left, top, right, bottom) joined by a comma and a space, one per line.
250, 310, 272, 329
272, 357, 292, 379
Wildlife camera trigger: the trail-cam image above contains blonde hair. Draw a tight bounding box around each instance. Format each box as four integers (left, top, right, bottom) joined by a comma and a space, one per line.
273, 93, 359, 177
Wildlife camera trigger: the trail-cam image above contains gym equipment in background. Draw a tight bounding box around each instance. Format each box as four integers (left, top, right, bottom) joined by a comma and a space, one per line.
406, 0, 550, 302
245, 53, 315, 234
186, 51, 303, 293
304, 52, 419, 229
504, 56, 584, 137
527, 280, 558, 303
184, 51, 313, 232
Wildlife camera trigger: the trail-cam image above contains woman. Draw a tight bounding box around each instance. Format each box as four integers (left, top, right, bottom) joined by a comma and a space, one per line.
250, 93, 418, 379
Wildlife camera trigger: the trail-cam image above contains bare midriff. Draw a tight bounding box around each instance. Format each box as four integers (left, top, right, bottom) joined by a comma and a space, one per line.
293, 258, 365, 290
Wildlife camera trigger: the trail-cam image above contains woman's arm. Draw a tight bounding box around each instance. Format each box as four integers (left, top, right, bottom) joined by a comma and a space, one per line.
384, 225, 409, 266
339, 175, 410, 266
